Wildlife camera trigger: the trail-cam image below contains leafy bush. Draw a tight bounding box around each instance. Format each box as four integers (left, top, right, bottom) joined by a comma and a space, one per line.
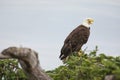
0, 59, 27, 80
0, 47, 120, 80
46, 47, 120, 80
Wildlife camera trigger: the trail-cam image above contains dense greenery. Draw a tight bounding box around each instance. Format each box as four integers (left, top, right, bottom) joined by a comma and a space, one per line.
46, 47, 120, 80
0, 59, 27, 80
0, 47, 120, 80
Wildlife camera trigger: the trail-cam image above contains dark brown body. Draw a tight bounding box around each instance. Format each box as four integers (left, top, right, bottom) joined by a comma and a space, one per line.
59, 25, 90, 60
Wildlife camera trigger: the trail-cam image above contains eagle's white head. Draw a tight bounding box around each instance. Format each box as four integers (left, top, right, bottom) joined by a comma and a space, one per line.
82, 18, 94, 28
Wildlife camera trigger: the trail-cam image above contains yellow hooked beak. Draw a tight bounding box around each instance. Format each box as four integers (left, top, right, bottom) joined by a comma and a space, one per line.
88, 18, 94, 24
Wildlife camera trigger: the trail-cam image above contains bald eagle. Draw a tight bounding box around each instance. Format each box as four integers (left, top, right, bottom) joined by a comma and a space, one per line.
59, 18, 94, 60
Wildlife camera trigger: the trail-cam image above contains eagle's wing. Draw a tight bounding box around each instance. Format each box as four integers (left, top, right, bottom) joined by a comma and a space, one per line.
59, 25, 90, 60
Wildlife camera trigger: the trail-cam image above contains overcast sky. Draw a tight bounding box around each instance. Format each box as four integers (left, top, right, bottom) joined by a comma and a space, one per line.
0, 0, 120, 70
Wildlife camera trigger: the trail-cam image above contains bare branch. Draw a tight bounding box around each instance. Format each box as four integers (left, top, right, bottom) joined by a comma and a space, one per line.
0, 47, 52, 80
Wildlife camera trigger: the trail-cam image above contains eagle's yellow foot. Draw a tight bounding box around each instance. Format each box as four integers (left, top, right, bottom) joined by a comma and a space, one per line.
78, 50, 83, 56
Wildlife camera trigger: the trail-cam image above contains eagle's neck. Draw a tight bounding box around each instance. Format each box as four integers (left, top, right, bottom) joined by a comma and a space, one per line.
82, 22, 91, 28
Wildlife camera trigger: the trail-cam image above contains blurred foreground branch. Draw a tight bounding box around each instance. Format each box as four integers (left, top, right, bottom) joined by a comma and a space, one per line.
0, 47, 52, 80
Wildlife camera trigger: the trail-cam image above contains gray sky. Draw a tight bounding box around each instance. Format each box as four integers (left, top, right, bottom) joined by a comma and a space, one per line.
0, 0, 120, 70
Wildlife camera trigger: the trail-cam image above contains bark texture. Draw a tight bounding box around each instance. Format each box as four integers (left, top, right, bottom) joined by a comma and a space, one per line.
0, 47, 52, 80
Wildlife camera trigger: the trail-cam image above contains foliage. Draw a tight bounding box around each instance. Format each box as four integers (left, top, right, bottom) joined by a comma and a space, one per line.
0, 59, 27, 80
0, 47, 120, 80
46, 47, 120, 80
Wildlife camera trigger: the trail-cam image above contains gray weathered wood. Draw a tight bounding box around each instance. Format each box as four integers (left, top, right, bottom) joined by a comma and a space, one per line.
0, 47, 52, 80
104, 75, 115, 80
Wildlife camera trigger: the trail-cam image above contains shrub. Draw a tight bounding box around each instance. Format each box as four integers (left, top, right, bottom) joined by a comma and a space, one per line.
46, 47, 120, 80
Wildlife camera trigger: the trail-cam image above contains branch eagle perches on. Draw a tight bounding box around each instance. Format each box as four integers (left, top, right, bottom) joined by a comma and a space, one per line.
0, 47, 52, 80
